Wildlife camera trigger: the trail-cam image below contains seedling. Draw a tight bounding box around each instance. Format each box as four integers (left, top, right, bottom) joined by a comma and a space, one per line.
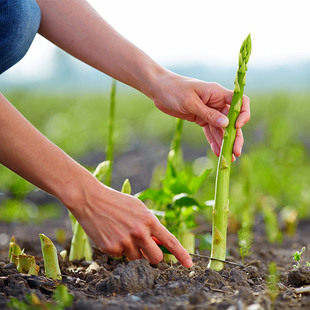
6, 284, 73, 310
237, 225, 253, 264
17, 254, 39, 275
121, 178, 131, 195
293, 247, 310, 268
39, 234, 62, 280
208, 34, 251, 271
8, 235, 21, 262
262, 201, 283, 245
8, 236, 39, 275
268, 262, 280, 308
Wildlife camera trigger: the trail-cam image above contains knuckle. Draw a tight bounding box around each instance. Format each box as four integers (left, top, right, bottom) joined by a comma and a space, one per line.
131, 226, 145, 240
166, 235, 178, 249
101, 242, 123, 257
204, 108, 217, 121
143, 212, 157, 226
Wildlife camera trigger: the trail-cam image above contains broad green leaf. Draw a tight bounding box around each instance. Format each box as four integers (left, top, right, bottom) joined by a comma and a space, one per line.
188, 168, 212, 194
135, 189, 171, 205
172, 193, 200, 208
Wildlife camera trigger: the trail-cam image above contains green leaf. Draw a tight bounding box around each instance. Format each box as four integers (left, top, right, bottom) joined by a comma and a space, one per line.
172, 193, 200, 208
135, 189, 171, 205
198, 233, 212, 252
188, 168, 212, 194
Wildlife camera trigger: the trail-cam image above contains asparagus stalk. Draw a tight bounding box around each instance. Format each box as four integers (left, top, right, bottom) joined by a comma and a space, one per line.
105, 79, 116, 187
208, 34, 251, 271
39, 234, 62, 280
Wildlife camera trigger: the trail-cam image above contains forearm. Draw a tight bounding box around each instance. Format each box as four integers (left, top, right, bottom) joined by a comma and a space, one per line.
0, 93, 94, 208
36, 0, 164, 97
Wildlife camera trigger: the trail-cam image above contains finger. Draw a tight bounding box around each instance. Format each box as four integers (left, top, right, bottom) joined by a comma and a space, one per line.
203, 125, 221, 157
193, 100, 229, 129
235, 95, 250, 129
233, 128, 244, 157
221, 104, 230, 116
124, 248, 143, 261
151, 227, 192, 268
138, 238, 164, 265
210, 125, 224, 150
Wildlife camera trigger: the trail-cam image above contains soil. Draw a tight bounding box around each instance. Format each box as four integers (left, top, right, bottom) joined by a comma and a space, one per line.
1, 215, 310, 310
0, 144, 310, 310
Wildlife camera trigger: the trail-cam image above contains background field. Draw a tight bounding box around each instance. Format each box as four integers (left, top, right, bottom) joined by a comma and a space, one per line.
1, 85, 310, 230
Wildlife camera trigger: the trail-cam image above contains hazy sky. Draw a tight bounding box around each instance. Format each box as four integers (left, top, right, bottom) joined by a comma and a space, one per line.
3, 0, 310, 80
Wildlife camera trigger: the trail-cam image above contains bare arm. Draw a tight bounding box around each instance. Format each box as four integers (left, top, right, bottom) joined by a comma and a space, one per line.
0, 93, 192, 267
35, 0, 250, 155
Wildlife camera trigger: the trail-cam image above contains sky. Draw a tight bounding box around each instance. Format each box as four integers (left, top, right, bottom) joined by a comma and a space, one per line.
3, 0, 310, 81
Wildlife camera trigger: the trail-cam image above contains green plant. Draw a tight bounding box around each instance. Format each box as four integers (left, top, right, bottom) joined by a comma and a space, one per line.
261, 199, 283, 244
267, 262, 280, 308
237, 226, 253, 264
121, 178, 131, 194
105, 79, 116, 187
39, 234, 62, 280
6, 284, 73, 310
8, 236, 39, 275
17, 254, 39, 275
136, 118, 212, 254
0, 199, 61, 224
293, 247, 310, 268
208, 34, 251, 271
8, 236, 21, 262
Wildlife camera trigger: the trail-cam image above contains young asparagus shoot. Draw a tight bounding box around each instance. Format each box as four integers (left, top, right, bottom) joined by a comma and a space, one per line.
8, 236, 21, 263
69, 160, 112, 261
105, 79, 117, 187
39, 234, 62, 280
121, 178, 132, 194
208, 34, 251, 271
17, 254, 39, 275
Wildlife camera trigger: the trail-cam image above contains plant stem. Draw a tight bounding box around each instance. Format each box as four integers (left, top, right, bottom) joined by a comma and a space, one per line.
208, 34, 251, 271
105, 79, 116, 187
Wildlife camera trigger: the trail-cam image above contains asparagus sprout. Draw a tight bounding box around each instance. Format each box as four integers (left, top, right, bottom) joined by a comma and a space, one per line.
17, 254, 39, 275
208, 34, 251, 271
39, 234, 62, 280
121, 178, 131, 194
8, 236, 21, 263
105, 79, 116, 187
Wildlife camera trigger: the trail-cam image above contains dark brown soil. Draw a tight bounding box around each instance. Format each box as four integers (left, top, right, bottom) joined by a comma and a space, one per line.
1, 215, 310, 310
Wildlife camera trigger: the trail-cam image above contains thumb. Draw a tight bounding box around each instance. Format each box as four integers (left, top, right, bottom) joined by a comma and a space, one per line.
193, 103, 229, 128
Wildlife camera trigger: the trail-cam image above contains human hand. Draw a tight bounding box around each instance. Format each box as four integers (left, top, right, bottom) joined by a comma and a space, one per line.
68, 179, 193, 268
147, 70, 250, 158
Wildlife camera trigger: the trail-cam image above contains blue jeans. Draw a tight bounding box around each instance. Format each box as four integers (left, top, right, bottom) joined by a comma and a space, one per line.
0, 0, 41, 74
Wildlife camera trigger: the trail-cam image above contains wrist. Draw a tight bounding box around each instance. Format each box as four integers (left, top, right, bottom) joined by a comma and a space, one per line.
52, 163, 97, 214
138, 60, 171, 100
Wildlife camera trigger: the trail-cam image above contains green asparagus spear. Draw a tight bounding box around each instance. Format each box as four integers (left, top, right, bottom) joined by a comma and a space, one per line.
39, 234, 62, 280
208, 34, 251, 271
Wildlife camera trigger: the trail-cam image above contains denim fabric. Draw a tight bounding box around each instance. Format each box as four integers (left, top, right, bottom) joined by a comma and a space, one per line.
0, 0, 41, 74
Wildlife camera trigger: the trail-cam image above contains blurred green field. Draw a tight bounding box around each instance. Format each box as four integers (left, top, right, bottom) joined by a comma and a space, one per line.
1, 86, 310, 225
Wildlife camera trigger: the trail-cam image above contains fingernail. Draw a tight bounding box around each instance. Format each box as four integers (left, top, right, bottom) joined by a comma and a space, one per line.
216, 117, 229, 128
185, 258, 193, 268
